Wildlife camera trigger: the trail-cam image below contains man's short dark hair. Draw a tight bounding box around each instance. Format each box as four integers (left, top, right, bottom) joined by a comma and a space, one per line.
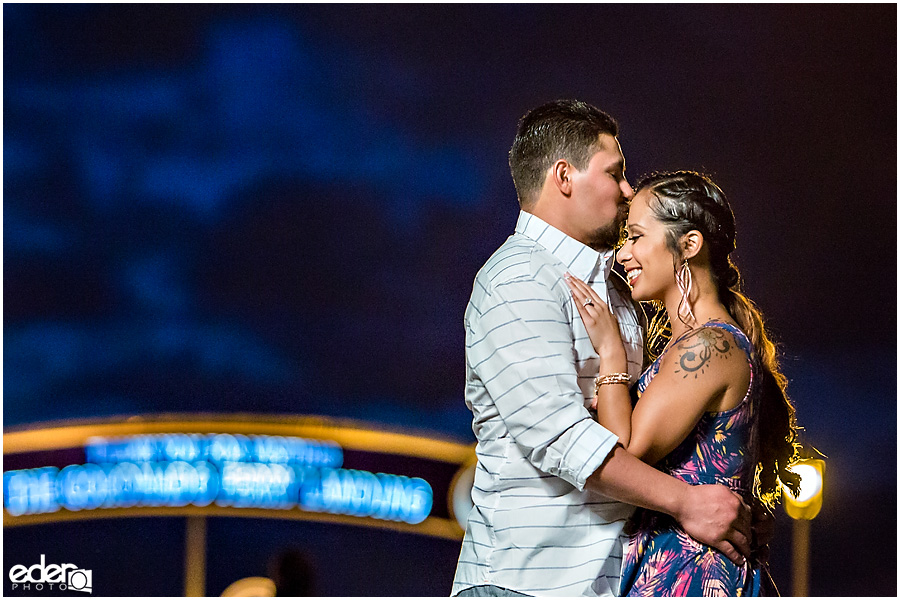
509, 100, 619, 208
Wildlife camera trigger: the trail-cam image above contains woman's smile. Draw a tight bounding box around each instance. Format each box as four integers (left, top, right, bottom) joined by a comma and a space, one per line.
625, 267, 642, 288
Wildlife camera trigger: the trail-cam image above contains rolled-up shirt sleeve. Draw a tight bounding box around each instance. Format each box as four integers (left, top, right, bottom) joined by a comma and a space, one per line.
466, 274, 619, 491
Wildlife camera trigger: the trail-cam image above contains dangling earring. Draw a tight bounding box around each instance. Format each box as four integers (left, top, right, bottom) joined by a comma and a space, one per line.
676, 259, 696, 325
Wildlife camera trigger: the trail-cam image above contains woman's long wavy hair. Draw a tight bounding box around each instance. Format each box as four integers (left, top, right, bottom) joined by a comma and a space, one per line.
636, 171, 801, 506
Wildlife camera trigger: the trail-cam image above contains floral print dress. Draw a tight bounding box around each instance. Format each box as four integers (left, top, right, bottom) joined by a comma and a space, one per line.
619, 321, 762, 597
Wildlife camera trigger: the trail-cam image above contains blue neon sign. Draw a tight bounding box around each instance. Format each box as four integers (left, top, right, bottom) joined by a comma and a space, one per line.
4, 434, 433, 525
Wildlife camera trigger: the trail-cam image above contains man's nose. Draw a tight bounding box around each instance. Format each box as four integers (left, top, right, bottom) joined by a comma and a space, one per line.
622, 180, 634, 200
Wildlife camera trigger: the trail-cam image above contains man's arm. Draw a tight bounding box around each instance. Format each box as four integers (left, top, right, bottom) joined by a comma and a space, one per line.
470, 271, 751, 564
467, 274, 618, 490
585, 445, 752, 564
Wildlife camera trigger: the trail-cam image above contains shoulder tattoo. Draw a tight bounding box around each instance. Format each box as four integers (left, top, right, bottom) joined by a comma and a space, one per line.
672, 327, 733, 379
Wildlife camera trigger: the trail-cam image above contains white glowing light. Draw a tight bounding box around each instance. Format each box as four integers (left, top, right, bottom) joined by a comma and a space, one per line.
787, 463, 822, 503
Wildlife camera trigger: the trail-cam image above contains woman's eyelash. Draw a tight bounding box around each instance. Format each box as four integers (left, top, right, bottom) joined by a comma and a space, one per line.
628, 234, 642, 242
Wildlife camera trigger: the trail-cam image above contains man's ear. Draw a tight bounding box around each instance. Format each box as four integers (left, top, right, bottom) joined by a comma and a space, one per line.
682, 230, 704, 260
551, 159, 574, 196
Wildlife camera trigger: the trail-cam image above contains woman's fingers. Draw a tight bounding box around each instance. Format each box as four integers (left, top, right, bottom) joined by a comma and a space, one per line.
565, 275, 598, 319
565, 272, 611, 315
572, 275, 603, 304
565, 272, 626, 358
565, 275, 593, 323
566, 273, 592, 299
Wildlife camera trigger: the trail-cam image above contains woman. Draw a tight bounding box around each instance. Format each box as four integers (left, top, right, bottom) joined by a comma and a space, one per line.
565, 171, 800, 596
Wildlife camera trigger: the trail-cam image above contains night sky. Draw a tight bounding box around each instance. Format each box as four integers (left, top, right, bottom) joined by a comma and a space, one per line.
3, 4, 896, 596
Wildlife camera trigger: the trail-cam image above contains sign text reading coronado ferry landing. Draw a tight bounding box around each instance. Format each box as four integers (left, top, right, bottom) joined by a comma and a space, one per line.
4, 433, 433, 525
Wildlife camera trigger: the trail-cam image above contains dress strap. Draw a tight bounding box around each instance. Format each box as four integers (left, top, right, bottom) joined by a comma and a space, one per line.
656, 320, 748, 362
698, 320, 754, 360
641, 320, 754, 394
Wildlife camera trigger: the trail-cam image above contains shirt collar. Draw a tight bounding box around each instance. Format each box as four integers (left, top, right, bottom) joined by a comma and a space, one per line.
515, 211, 615, 284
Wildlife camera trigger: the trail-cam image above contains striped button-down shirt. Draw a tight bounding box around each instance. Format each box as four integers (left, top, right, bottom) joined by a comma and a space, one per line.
452, 211, 644, 597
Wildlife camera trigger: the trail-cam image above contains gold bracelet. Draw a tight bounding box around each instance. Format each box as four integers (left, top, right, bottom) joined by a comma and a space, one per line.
594, 372, 632, 395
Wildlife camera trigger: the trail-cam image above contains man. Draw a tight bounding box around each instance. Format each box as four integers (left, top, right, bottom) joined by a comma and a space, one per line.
451, 100, 751, 597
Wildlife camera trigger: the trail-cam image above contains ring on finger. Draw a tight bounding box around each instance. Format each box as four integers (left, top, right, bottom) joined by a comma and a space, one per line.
582, 298, 594, 308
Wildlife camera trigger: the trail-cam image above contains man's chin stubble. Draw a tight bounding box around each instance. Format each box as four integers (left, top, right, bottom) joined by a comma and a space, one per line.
587, 222, 625, 251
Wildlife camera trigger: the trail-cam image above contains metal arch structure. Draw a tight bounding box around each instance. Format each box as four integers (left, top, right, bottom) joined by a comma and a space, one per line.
3, 413, 476, 596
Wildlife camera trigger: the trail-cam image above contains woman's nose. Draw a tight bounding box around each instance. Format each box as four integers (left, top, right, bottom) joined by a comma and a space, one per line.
616, 244, 630, 265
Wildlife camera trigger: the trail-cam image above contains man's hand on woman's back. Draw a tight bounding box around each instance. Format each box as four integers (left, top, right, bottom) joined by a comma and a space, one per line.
675, 484, 753, 565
